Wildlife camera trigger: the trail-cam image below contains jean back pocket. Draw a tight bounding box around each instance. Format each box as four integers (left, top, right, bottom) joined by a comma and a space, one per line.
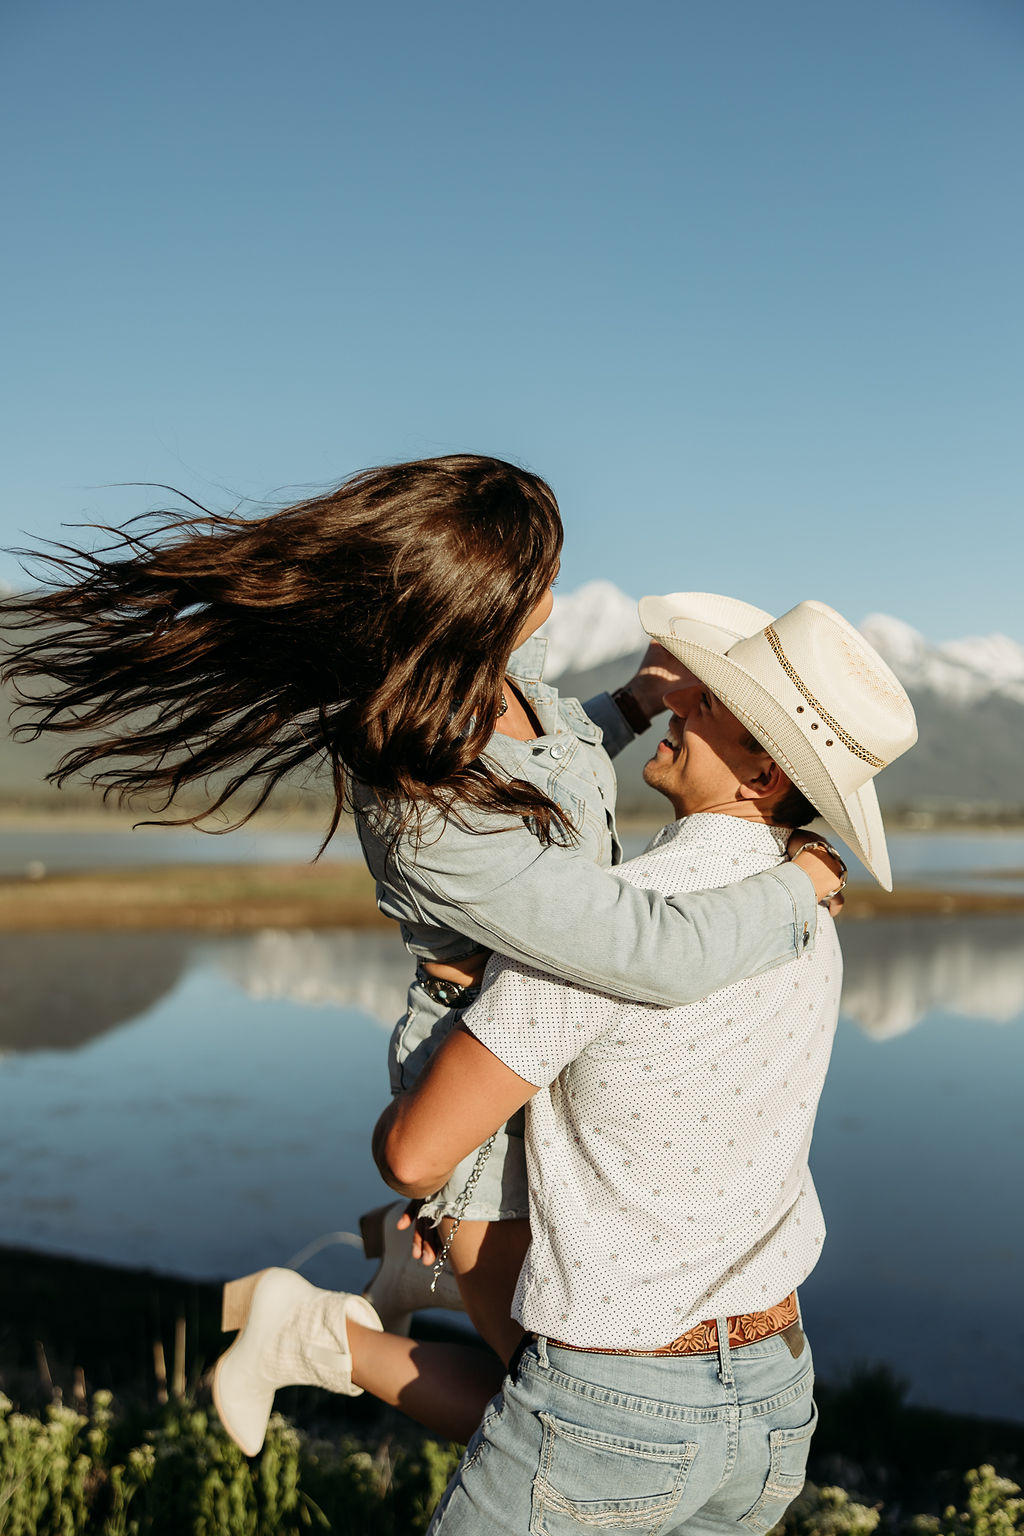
531, 1411, 698, 1534
739, 1399, 819, 1533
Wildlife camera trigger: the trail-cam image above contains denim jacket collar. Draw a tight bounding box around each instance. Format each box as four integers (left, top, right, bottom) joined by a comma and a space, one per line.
507, 635, 548, 686
484, 636, 596, 775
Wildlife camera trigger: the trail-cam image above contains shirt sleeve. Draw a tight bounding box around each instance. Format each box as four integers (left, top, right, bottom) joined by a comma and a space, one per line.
387, 810, 818, 1008
464, 955, 615, 1088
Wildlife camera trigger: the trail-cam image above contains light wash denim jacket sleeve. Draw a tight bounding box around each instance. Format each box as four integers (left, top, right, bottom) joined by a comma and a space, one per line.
352, 638, 818, 1009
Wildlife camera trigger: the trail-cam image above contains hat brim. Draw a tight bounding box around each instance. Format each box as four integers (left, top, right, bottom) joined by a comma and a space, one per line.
640, 593, 775, 653
641, 615, 893, 890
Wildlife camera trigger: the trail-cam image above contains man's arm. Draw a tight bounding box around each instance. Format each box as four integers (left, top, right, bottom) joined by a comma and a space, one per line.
373, 1023, 538, 1200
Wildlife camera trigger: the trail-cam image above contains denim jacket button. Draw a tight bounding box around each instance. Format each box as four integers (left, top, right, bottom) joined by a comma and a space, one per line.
549, 744, 567, 760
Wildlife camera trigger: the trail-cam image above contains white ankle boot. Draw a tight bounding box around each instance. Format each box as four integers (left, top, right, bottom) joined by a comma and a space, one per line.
360, 1201, 465, 1335
213, 1268, 383, 1456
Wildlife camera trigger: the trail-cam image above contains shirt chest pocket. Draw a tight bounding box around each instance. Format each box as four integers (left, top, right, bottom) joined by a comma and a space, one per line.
547, 773, 612, 867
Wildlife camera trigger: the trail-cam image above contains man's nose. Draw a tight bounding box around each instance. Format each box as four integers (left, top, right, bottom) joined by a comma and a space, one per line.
662, 683, 700, 716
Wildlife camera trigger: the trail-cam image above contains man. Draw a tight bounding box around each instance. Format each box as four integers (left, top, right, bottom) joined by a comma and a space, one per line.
376, 593, 917, 1535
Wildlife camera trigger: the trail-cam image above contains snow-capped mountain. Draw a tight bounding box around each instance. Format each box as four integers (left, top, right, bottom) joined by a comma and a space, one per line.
541, 584, 1024, 818
2, 585, 1021, 815
540, 582, 1024, 710
537, 581, 647, 677
859, 613, 1024, 708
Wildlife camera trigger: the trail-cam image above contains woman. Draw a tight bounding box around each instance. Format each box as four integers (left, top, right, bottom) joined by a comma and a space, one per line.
0, 454, 838, 1447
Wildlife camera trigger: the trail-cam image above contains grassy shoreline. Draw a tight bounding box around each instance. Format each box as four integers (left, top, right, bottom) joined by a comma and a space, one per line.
3, 802, 1024, 834
0, 861, 393, 931
1, 858, 1023, 930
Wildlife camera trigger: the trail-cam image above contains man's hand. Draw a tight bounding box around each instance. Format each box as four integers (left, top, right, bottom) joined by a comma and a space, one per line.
620, 642, 699, 722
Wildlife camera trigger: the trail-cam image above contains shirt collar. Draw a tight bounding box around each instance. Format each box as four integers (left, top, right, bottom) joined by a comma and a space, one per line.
651, 813, 791, 859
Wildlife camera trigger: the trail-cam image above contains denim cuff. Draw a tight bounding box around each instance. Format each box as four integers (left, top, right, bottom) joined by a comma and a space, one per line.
763, 863, 819, 956
582, 691, 636, 760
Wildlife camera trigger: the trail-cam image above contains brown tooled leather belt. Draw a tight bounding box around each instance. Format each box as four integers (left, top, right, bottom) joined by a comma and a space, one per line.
543, 1291, 801, 1358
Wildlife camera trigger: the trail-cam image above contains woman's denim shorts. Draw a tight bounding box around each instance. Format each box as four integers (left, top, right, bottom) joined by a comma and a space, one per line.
388, 978, 529, 1224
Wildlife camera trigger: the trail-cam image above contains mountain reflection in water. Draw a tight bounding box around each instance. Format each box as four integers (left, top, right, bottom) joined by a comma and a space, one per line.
6, 918, 1023, 1058
839, 916, 1024, 1036
214, 917, 1024, 1044
0, 914, 1020, 1423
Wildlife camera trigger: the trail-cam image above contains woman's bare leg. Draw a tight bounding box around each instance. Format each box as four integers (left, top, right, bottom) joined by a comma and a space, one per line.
347, 1215, 527, 1440
441, 1217, 529, 1364
347, 1326, 504, 1443
344, 1214, 528, 1444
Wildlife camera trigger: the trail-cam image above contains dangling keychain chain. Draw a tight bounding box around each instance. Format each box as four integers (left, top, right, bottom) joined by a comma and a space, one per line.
429, 1134, 496, 1292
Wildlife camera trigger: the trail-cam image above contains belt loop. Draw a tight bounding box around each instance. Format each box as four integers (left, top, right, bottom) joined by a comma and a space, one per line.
716, 1317, 734, 1389
507, 1334, 531, 1384
535, 1335, 550, 1370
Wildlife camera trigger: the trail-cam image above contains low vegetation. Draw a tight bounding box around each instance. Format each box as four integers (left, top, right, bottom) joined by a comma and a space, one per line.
2, 1240, 1023, 1535
1, 1391, 1022, 1536
0, 1392, 458, 1535
0, 862, 391, 932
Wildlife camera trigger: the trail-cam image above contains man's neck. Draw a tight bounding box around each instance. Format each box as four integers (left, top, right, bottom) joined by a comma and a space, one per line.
666, 798, 790, 828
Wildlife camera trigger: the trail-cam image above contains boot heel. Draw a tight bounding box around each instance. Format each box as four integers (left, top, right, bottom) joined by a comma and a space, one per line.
221, 1269, 268, 1332
359, 1203, 396, 1261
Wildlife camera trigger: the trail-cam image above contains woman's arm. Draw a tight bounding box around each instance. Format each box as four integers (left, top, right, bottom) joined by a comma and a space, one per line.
387, 816, 827, 1009
584, 642, 695, 760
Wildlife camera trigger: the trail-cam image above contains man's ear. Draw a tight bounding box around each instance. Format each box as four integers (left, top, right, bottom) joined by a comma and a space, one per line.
737, 758, 788, 802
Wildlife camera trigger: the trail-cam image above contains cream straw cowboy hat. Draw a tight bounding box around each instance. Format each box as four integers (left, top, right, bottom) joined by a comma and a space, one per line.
639, 593, 918, 890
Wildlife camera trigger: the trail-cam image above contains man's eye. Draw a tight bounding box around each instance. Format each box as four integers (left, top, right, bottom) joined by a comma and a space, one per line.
701, 691, 712, 710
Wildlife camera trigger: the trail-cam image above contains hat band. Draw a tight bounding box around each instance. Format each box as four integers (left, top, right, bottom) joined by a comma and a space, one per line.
763, 625, 886, 769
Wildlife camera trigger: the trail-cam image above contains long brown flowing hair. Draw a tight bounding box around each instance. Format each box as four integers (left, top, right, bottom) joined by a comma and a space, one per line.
0, 454, 569, 850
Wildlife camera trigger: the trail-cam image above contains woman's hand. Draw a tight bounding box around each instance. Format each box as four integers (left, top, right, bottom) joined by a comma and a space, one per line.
395, 1202, 441, 1266
620, 643, 699, 722
787, 830, 847, 916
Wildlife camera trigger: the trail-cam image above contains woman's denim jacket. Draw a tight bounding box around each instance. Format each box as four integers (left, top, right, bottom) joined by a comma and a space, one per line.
352, 637, 818, 1012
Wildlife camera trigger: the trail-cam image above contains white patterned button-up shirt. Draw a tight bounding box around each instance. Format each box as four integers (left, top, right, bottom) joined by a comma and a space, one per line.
463, 813, 842, 1350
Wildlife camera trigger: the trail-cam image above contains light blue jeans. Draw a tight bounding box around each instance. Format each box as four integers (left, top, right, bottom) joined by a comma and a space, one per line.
428, 1323, 816, 1535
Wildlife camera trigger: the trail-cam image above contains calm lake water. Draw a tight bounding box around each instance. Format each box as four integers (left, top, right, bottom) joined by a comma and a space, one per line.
3, 824, 1024, 886
0, 828, 1021, 1423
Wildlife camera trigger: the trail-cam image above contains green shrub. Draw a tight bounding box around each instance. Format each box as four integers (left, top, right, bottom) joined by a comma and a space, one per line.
2, 1391, 1020, 1536
772, 1481, 882, 1536
912, 1466, 1024, 1536
0, 1392, 461, 1536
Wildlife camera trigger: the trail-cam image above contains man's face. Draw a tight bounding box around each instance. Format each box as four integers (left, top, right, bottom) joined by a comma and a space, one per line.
643, 684, 778, 819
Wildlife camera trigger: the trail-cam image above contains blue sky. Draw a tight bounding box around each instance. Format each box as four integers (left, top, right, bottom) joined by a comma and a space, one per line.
2, 0, 1022, 642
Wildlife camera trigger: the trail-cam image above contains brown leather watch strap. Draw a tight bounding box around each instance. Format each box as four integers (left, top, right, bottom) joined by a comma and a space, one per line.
611, 685, 650, 735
